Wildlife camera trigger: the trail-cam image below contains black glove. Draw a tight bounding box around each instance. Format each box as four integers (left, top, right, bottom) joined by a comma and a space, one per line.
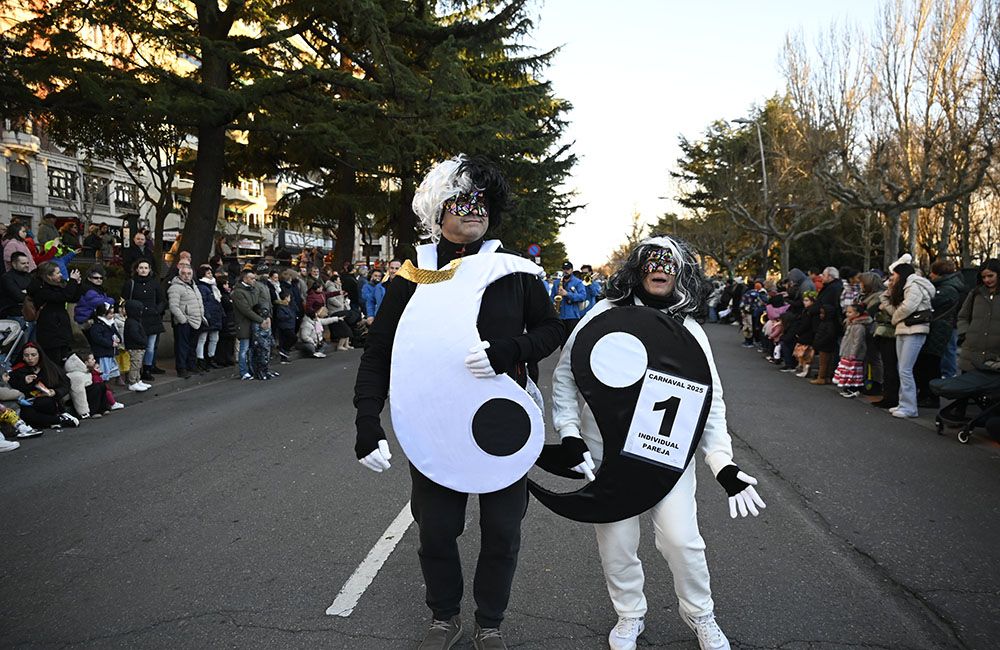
715, 464, 752, 497
484, 338, 520, 376
355, 415, 386, 459
536, 437, 595, 480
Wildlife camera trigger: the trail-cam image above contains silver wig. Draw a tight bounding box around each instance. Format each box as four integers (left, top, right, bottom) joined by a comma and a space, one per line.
606, 234, 709, 317
411, 154, 509, 242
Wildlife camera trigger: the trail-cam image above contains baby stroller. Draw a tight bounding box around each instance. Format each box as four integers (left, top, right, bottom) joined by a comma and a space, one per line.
929, 367, 1000, 443
0, 319, 26, 374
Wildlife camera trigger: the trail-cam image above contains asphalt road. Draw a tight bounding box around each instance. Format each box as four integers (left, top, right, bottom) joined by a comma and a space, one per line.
2, 323, 998, 649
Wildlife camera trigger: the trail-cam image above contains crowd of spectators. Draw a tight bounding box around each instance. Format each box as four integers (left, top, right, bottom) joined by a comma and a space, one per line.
708, 255, 1000, 422
0, 218, 393, 454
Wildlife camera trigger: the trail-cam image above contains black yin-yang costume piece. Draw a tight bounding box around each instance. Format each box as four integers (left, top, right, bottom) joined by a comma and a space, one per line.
528, 306, 713, 523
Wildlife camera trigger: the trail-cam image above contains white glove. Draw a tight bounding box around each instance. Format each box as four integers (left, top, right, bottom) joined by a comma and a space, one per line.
464, 341, 496, 379
728, 471, 766, 518
359, 439, 392, 473
573, 450, 596, 482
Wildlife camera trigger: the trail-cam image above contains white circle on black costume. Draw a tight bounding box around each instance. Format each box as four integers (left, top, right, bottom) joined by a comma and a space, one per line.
590, 332, 647, 388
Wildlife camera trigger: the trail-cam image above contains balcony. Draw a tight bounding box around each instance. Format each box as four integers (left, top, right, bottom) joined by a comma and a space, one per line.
1, 130, 40, 154
171, 176, 194, 196
221, 183, 255, 207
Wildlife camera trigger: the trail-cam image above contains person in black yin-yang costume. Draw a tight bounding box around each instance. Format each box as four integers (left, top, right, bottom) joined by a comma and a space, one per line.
353, 155, 563, 650
546, 236, 766, 650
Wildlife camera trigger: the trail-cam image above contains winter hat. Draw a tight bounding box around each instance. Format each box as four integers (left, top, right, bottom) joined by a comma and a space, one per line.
888, 253, 912, 273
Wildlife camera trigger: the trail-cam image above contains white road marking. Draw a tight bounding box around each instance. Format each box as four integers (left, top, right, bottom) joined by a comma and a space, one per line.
326, 500, 414, 617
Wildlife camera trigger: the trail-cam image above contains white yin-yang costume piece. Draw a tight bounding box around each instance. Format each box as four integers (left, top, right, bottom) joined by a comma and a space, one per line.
389, 241, 545, 494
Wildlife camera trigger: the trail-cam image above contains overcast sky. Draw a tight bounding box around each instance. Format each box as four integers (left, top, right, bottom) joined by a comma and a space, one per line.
528, 0, 881, 266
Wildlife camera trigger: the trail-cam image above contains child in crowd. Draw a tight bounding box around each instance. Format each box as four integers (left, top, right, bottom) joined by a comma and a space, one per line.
274, 289, 298, 363
83, 352, 123, 413
299, 305, 343, 359
810, 305, 839, 385
87, 303, 122, 384
833, 303, 873, 398
122, 300, 150, 392
794, 291, 819, 377
763, 295, 788, 362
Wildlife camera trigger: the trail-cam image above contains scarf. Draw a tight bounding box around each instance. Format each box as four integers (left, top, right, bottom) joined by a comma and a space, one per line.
199, 276, 222, 302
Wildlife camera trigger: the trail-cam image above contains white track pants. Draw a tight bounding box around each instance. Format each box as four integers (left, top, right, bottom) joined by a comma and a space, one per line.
593, 464, 714, 619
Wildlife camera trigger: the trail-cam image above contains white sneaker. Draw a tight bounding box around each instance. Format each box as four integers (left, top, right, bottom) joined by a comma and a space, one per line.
794, 369, 809, 378
0, 438, 19, 452
241, 373, 254, 381
110, 402, 125, 411
15, 420, 42, 438
312, 352, 327, 358
608, 616, 644, 650
136, 381, 151, 390
892, 409, 917, 418
58, 413, 80, 428
684, 613, 730, 650
128, 383, 149, 392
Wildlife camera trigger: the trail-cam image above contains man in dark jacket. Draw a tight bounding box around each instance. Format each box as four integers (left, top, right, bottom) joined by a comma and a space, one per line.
231, 270, 267, 380
931, 259, 967, 378
122, 232, 158, 277
817, 266, 844, 322
353, 156, 562, 650
0, 251, 32, 318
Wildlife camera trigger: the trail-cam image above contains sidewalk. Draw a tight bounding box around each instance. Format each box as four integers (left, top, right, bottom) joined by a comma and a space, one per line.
711, 320, 1000, 449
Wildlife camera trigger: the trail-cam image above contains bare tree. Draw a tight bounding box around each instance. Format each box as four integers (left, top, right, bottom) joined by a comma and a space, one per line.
784, 0, 996, 268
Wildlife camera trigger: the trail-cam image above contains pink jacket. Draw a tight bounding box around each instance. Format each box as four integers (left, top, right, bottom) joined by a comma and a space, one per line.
3, 238, 37, 271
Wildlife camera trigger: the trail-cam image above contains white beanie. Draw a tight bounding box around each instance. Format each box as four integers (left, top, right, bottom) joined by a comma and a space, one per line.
888, 253, 912, 273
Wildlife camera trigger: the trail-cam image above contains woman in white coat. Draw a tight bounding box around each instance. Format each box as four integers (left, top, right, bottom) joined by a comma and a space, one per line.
879, 254, 935, 418
550, 235, 765, 650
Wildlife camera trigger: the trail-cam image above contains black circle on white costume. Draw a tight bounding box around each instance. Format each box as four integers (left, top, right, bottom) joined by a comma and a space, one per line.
528, 306, 713, 523
473, 398, 531, 456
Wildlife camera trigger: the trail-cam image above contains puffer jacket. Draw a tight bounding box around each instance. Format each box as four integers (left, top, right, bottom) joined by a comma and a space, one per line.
197, 278, 224, 331
74, 282, 113, 324
839, 314, 872, 358
167, 276, 205, 329
63, 353, 93, 417
298, 314, 339, 348
926, 272, 965, 357
880, 274, 935, 336
957, 285, 1000, 372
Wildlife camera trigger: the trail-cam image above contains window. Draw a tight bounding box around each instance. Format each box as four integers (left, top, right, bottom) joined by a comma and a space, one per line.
9, 161, 31, 195
84, 174, 110, 206
115, 181, 138, 209
48, 168, 78, 201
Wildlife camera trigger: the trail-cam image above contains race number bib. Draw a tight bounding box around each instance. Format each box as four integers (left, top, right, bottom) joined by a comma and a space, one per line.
621, 369, 709, 470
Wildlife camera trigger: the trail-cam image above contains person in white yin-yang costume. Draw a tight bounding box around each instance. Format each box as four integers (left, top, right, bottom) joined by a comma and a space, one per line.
548, 236, 767, 650
353, 155, 563, 650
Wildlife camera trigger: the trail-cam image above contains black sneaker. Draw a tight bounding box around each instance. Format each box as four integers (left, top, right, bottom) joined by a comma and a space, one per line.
419, 616, 462, 650
472, 623, 506, 650
150, 365, 166, 374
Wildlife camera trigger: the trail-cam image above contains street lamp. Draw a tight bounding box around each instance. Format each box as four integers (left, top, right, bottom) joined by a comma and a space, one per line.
731, 117, 768, 203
